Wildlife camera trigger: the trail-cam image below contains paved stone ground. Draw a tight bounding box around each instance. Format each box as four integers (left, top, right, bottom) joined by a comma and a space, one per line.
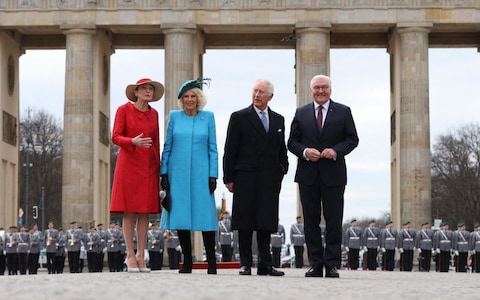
2, 267, 479, 300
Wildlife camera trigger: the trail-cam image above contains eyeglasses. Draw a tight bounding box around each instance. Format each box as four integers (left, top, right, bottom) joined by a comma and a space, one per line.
312, 85, 330, 91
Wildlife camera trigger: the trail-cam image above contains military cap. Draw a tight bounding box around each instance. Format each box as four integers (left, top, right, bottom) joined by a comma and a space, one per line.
296, 216, 302, 219
70, 221, 77, 224
89, 225, 95, 229
421, 221, 429, 226
97, 223, 103, 227
457, 222, 465, 227
351, 219, 357, 223
440, 221, 448, 227
402, 221, 410, 226
9, 225, 16, 229
474, 223, 480, 228
58, 227, 64, 231
368, 219, 375, 224
385, 220, 393, 225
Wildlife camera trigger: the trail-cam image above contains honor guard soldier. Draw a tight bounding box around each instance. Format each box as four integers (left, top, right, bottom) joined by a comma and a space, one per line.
469, 223, 480, 273
85, 226, 101, 272
270, 223, 285, 268
96, 223, 107, 272
0, 227, 5, 275
218, 212, 234, 262
363, 219, 380, 270
147, 221, 165, 270
28, 223, 43, 274
397, 220, 416, 271
55, 227, 66, 273
344, 219, 362, 270
165, 229, 181, 269
66, 221, 83, 273
415, 221, 434, 272
433, 222, 452, 272
16, 225, 30, 275
290, 216, 305, 268
379, 220, 397, 271
5, 226, 19, 275
44, 221, 59, 274
106, 221, 122, 272
452, 222, 470, 272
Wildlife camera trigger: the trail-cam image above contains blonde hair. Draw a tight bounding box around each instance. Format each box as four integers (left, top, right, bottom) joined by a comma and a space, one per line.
177, 87, 207, 110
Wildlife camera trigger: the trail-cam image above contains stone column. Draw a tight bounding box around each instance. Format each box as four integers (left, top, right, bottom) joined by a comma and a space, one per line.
294, 23, 331, 107
61, 25, 96, 229
0, 30, 22, 227
294, 24, 331, 218
389, 23, 432, 228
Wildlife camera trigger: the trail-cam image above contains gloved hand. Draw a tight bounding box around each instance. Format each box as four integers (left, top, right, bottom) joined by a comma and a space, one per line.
398, 248, 404, 253
345, 246, 349, 252
436, 248, 441, 254
454, 250, 459, 256
161, 175, 170, 191
381, 247, 386, 253
161, 190, 171, 212
431, 249, 436, 256
363, 246, 368, 252
209, 177, 217, 194
417, 248, 422, 253
473, 250, 476, 255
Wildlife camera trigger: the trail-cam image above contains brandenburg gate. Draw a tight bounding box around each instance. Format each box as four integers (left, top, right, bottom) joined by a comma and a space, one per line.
1, 1, 479, 232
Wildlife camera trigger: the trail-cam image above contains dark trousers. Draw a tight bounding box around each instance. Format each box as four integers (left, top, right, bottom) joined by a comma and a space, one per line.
167, 248, 180, 269
366, 248, 378, 270
348, 248, 360, 270
97, 252, 104, 272
46, 252, 56, 274
419, 249, 432, 271
221, 245, 233, 262
17, 253, 28, 275
299, 181, 345, 268
55, 254, 65, 273
474, 253, 480, 273
28, 253, 40, 274
456, 252, 468, 272
400, 250, 413, 271
148, 251, 163, 270
107, 251, 121, 272
67, 251, 80, 273
6, 253, 18, 275
87, 252, 100, 272
0, 254, 5, 275
383, 249, 395, 271
238, 230, 273, 270
294, 246, 304, 268
438, 250, 450, 272
271, 247, 281, 268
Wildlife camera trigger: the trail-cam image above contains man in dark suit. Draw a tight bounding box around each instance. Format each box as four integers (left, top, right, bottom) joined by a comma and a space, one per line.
223, 79, 289, 276
288, 74, 359, 278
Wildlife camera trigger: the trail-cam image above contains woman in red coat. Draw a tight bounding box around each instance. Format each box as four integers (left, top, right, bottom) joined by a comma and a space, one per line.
110, 78, 164, 272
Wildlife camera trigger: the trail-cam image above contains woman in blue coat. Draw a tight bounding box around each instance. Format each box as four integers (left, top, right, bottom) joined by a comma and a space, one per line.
160, 78, 219, 274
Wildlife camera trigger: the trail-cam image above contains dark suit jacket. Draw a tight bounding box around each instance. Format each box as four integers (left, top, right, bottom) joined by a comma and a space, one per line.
288, 100, 359, 186
223, 105, 289, 232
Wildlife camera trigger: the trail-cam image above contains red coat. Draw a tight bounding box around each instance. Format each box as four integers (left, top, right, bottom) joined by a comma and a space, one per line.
110, 102, 160, 214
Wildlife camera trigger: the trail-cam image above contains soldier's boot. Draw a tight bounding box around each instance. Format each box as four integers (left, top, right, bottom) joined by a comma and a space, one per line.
202, 231, 217, 274
178, 230, 192, 273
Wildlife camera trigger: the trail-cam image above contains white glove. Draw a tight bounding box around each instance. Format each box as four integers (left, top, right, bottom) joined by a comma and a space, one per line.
473, 250, 476, 255
160, 249, 163, 253
103, 247, 107, 253
431, 249, 436, 256
436, 248, 441, 254
363, 246, 368, 252
417, 248, 422, 253
175, 245, 182, 252
345, 247, 349, 252
3, 250, 5, 255
381, 247, 386, 253
454, 250, 459, 256
398, 248, 404, 253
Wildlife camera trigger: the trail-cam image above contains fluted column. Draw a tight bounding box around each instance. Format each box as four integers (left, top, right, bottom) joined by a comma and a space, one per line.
294, 23, 331, 107
61, 25, 96, 229
389, 23, 432, 228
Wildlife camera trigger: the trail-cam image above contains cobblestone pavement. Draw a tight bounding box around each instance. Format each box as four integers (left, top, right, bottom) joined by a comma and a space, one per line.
2, 267, 479, 300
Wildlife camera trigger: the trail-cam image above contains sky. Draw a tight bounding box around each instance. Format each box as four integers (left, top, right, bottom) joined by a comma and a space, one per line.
19, 48, 480, 242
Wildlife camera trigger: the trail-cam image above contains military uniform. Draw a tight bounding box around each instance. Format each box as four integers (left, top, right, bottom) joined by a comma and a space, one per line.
85, 226, 102, 272
363, 220, 380, 270
415, 221, 434, 272
290, 217, 305, 268
66, 221, 83, 273
344, 219, 362, 270
452, 223, 470, 272
28, 226, 43, 274
165, 230, 181, 269
270, 224, 285, 268
44, 222, 59, 274
0, 228, 5, 275
55, 228, 66, 273
147, 223, 165, 270
379, 220, 397, 271
106, 222, 123, 272
397, 221, 416, 271
16, 226, 30, 275
96, 224, 107, 272
4, 226, 19, 275
218, 213, 234, 262
469, 224, 480, 273
433, 222, 452, 272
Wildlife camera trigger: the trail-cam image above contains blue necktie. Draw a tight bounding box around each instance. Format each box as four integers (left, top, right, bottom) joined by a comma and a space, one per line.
260, 111, 268, 132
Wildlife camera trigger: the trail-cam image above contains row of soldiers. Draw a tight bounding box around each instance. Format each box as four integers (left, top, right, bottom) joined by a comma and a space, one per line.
344, 219, 480, 272
0, 220, 184, 275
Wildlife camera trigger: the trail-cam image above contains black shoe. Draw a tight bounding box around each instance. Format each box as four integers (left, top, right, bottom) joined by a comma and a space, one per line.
257, 267, 285, 276
325, 266, 340, 278
207, 268, 217, 275
305, 266, 323, 277
239, 266, 251, 275
179, 267, 192, 273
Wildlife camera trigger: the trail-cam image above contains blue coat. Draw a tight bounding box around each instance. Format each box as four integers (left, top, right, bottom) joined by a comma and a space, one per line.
160, 110, 219, 231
